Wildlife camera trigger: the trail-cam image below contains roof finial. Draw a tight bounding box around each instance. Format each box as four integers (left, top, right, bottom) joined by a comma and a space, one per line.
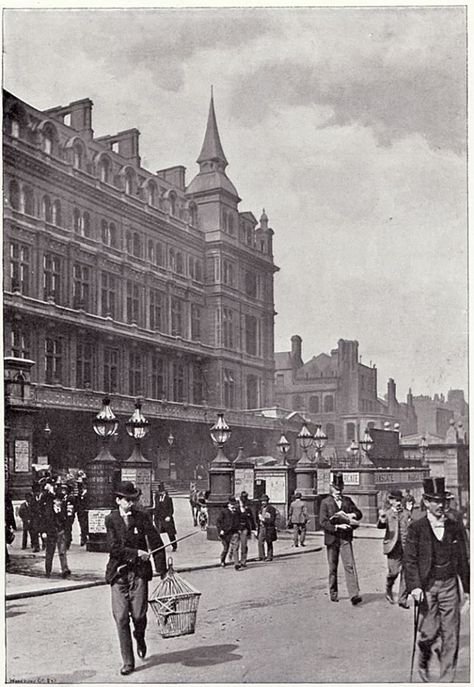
211, 84, 214, 99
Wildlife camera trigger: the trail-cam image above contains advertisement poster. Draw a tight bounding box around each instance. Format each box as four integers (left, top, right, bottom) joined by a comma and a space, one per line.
88, 509, 111, 534
14, 440, 29, 473
234, 468, 254, 499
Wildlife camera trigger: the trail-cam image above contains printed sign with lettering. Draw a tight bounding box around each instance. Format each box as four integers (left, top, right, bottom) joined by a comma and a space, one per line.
88, 509, 111, 534
135, 467, 152, 508
317, 468, 331, 495
342, 472, 360, 486
234, 468, 254, 499
266, 474, 287, 503
14, 440, 30, 473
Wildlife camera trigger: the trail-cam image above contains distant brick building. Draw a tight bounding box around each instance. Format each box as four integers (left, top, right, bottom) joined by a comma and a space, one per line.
3, 89, 280, 494
274, 336, 417, 455
412, 390, 469, 439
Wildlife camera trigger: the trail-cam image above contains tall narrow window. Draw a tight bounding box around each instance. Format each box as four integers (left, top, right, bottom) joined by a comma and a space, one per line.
151, 355, 165, 399
43, 254, 61, 302
10, 117, 20, 139
247, 375, 259, 409
101, 272, 117, 318
125, 171, 133, 195
245, 314, 257, 355
10, 242, 30, 294
176, 252, 184, 275
52, 200, 61, 226
148, 182, 156, 207
129, 352, 143, 396
223, 260, 234, 286
42, 196, 52, 223
73, 208, 81, 233
132, 232, 142, 258
22, 186, 35, 215
76, 341, 94, 388
245, 270, 258, 298
149, 289, 163, 331
126, 281, 140, 324
11, 324, 31, 358
45, 337, 63, 384
191, 304, 201, 341
9, 180, 20, 210
43, 128, 53, 155
148, 240, 155, 264
171, 297, 183, 336
101, 219, 109, 244
73, 142, 83, 170
223, 308, 234, 348
324, 395, 334, 413
169, 248, 176, 272
192, 364, 203, 405
109, 223, 117, 248
169, 193, 176, 215
104, 347, 119, 393
224, 369, 235, 408
99, 157, 110, 184
156, 242, 164, 266
172, 361, 185, 402
73, 264, 91, 310
82, 212, 91, 238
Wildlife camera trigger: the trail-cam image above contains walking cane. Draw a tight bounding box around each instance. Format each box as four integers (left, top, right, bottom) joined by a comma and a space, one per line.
111, 530, 201, 583
410, 599, 421, 682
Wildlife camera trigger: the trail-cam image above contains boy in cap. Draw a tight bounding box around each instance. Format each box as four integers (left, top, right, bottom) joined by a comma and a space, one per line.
319, 472, 363, 605
105, 481, 167, 676
404, 477, 469, 682
377, 488, 411, 607
288, 492, 308, 547
216, 496, 241, 568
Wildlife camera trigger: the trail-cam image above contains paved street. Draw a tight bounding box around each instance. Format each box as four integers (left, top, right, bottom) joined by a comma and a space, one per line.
6, 533, 470, 683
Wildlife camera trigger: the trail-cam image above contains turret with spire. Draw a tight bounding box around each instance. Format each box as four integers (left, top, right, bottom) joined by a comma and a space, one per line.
187, 90, 240, 231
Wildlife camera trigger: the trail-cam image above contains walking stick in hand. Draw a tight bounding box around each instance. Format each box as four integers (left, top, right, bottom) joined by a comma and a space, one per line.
410, 599, 421, 682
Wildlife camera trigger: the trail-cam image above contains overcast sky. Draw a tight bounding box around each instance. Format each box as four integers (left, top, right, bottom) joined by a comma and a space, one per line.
4, 6, 468, 400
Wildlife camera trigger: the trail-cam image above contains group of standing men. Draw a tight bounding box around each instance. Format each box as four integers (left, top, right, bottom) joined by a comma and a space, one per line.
216, 492, 278, 568
319, 471, 469, 682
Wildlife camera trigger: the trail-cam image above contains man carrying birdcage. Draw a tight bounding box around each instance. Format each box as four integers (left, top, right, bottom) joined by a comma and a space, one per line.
105, 481, 167, 676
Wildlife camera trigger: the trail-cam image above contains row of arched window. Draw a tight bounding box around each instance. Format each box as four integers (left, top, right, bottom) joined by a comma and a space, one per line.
5, 107, 199, 225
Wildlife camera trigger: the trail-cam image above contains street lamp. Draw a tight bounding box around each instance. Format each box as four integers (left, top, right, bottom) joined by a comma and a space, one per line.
348, 428, 374, 466
210, 412, 232, 465
313, 426, 328, 463
92, 397, 119, 460
277, 434, 290, 465
419, 435, 429, 466
125, 399, 150, 461
167, 431, 175, 448
297, 421, 314, 463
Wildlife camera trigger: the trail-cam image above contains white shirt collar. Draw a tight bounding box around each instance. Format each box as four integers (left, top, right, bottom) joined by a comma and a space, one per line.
427, 511, 446, 540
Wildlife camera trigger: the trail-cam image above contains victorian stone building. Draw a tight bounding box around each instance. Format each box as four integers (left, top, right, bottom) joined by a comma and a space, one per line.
3, 89, 282, 495
275, 336, 418, 456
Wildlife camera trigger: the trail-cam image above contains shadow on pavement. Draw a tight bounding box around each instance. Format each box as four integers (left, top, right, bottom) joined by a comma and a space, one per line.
135, 643, 242, 670
5, 603, 28, 618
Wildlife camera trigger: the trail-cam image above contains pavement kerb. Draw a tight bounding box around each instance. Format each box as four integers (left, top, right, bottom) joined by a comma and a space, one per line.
6, 544, 323, 601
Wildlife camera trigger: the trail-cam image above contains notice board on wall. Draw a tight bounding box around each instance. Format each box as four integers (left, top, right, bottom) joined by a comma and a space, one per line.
14, 440, 30, 473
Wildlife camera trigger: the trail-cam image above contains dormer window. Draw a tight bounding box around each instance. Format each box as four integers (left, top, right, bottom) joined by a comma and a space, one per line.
125, 170, 134, 195
99, 156, 111, 184
73, 143, 83, 170
11, 118, 20, 139
148, 182, 156, 206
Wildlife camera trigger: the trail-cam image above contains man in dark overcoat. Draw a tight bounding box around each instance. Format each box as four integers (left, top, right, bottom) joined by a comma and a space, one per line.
41, 490, 71, 578
216, 496, 240, 567
257, 494, 278, 562
319, 472, 363, 605
153, 482, 177, 551
377, 488, 411, 607
105, 481, 166, 676
404, 477, 469, 682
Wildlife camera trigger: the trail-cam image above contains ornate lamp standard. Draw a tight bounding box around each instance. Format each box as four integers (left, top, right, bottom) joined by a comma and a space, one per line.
87, 397, 120, 551
348, 428, 374, 467
123, 400, 153, 508
295, 420, 316, 502
207, 413, 233, 540
277, 434, 290, 465
313, 426, 331, 495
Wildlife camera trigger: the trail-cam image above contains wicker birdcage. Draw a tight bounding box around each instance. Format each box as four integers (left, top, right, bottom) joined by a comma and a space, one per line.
148, 557, 201, 638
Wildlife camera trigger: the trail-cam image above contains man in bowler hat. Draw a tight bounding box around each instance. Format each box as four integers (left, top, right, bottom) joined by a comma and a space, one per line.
377, 488, 411, 608
105, 481, 167, 676
319, 472, 363, 605
404, 477, 469, 682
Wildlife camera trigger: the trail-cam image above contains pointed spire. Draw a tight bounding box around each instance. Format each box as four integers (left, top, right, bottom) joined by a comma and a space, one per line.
197, 90, 228, 169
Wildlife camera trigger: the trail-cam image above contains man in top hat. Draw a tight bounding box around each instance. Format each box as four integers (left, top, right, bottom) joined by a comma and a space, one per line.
105, 481, 167, 676
377, 488, 411, 608
404, 477, 469, 682
153, 482, 178, 551
319, 472, 363, 605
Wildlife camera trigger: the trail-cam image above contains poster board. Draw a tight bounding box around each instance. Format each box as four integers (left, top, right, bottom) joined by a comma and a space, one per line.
234, 468, 254, 498
14, 439, 30, 473
258, 471, 287, 503
88, 508, 111, 534
316, 467, 331, 495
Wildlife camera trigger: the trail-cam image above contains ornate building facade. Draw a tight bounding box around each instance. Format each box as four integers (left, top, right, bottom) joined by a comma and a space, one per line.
3, 90, 280, 494
274, 336, 418, 456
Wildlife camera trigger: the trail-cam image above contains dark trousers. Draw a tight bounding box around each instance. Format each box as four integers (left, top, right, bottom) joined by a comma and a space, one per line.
111, 572, 148, 668
293, 523, 307, 546
418, 576, 460, 682
77, 511, 88, 545
386, 542, 408, 603
257, 529, 274, 560
45, 531, 69, 575
326, 539, 360, 599
220, 533, 239, 563
21, 520, 31, 548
